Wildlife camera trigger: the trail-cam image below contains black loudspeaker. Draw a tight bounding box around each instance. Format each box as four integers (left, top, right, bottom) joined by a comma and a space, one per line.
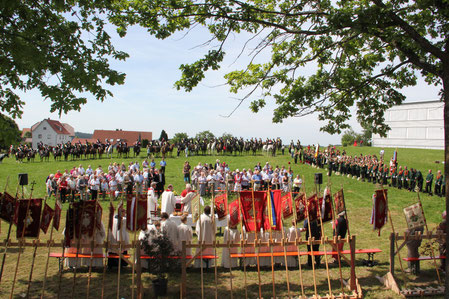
18, 173, 28, 186
314, 173, 322, 185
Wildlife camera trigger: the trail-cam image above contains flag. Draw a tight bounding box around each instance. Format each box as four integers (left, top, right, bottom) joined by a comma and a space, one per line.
281, 193, 293, 219
228, 200, 240, 227
126, 194, 147, 231
295, 193, 306, 221
108, 202, 115, 231
393, 150, 397, 163
333, 189, 346, 215
117, 200, 124, 230
264, 189, 282, 231
40, 203, 54, 234
403, 202, 425, 229
214, 193, 228, 220
320, 187, 333, 223
240, 191, 266, 232
306, 194, 318, 222
315, 144, 320, 158
0, 192, 16, 223
53, 199, 62, 231
95, 202, 103, 230
15, 198, 43, 238
371, 189, 388, 234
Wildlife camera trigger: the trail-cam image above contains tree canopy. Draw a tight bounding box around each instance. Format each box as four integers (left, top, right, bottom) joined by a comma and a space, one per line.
159, 129, 169, 141
172, 132, 189, 143
195, 130, 215, 140
0, 1, 128, 119
110, 0, 448, 136
0, 113, 21, 150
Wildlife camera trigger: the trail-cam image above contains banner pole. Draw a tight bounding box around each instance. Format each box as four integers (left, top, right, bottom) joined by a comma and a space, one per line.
225, 182, 234, 299
250, 183, 262, 298
303, 177, 318, 297
330, 188, 345, 296
237, 191, 248, 299
280, 193, 291, 298
71, 200, 88, 298
27, 195, 49, 297
41, 199, 57, 299
291, 190, 305, 299
0, 176, 12, 282
211, 186, 218, 299
86, 198, 100, 299
266, 186, 276, 299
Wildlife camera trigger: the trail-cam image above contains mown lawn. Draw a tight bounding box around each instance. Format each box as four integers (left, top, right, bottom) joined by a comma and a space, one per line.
0, 146, 445, 298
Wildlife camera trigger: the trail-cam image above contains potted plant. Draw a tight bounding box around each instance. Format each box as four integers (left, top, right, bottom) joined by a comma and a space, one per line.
141, 231, 180, 297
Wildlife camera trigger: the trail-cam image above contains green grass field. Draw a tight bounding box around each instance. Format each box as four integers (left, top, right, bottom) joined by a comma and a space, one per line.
0, 146, 445, 298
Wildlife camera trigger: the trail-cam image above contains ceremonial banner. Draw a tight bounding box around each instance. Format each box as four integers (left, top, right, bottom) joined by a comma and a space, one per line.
76, 200, 97, 237
53, 199, 62, 231
15, 198, 43, 238
393, 150, 398, 163
64, 204, 76, 247
371, 189, 388, 233
40, 203, 54, 234
108, 202, 115, 231
265, 189, 282, 231
214, 193, 228, 220
0, 192, 16, 223
240, 191, 266, 232
404, 202, 425, 229
295, 193, 306, 221
281, 193, 294, 219
117, 200, 124, 230
315, 144, 320, 158
228, 200, 240, 227
333, 189, 346, 215
320, 187, 333, 223
95, 202, 103, 230
306, 194, 319, 222
126, 194, 147, 231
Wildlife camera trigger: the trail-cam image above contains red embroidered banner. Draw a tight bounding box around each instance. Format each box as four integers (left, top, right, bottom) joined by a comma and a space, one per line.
126, 194, 148, 231
53, 200, 62, 231
0, 192, 16, 223
228, 200, 240, 227
264, 189, 282, 231
320, 187, 333, 223
15, 198, 42, 238
214, 193, 228, 220
281, 193, 293, 219
40, 203, 54, 234
306, 194, 319, 222
240, 191, 266, 232
295, 193, 306, 222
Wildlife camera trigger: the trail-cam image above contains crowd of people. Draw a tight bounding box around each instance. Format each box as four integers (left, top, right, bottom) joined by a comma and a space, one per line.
299, 146, 446, 196
45, 159, 168, 203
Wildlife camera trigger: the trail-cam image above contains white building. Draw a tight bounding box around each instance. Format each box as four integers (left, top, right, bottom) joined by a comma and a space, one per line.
372, 100, 443, 150
31, 119, 73, 149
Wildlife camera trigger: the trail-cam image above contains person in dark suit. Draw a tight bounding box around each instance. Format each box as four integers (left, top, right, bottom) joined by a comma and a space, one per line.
333, 212, 348, 261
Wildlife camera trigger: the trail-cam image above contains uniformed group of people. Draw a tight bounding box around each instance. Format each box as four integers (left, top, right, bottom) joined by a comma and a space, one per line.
301, 147, 445, 196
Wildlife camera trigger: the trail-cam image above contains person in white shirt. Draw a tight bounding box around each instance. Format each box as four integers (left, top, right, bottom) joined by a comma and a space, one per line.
86, 165, 93, 176
161, 184, 176, 216
177, 215, 193, 256
89, 175, 100, 200
180, 184, 196, 214
147, 182, 158, 222
78, 165, 85, 176
195, 206, 216, 268
221, 221, 240, 268
95, 165, 103, 176
161, 212, 179, 252
234, 170, 242, 192
133, 171, 143, 194
109, 177, 118, 199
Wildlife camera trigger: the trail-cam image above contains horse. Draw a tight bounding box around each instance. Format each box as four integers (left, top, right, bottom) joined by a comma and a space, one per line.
0, 153, 9, 163
133, 144, 141, 157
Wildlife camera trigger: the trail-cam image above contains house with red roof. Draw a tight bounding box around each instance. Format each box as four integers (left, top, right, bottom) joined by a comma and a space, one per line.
92, 129, 152, 145
31, 118, 73, 149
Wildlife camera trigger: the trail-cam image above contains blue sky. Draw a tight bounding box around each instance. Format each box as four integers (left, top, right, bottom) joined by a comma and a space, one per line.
16, 24, 441, 145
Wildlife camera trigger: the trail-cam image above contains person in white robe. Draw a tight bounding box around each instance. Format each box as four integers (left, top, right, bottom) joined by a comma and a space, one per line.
180, 185, 196, 214
147, 182, 158, 222
81, 222, 106, 267
161, 212, 180, 252
221, 221, 241, 268
139, 221, 160, 269
258, 229, 271, 267
177, 215, 193, 256
195, 206, 216, 268
242, 227, 257, 267
108, 211, 130, 268
273, 230, 285, 265
64, 235, 82, 268
160, 184, 176, 216
287, 221, 303, 268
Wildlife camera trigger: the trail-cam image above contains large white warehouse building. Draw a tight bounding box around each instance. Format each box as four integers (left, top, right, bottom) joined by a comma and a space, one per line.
372, 100, 444, 150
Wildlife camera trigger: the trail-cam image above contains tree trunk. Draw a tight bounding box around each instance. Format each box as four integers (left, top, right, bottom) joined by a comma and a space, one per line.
443, 70, 449, 298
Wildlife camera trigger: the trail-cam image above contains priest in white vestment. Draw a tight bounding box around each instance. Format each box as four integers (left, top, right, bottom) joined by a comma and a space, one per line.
108, 212, 130, 268
147, 182, 158, 222
139, 221, 160, 269
195, 206, 216, 268
161, 212, 180, 252
221, 220, 240, 268
81, 222, 106, 267
161, 184, 176, 216
177, 215, 193, 256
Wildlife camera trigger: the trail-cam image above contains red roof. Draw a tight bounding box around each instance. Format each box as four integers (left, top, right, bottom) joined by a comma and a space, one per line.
92, 130, 152, 144
71, 138, 97, 145
45, 119, 71, 135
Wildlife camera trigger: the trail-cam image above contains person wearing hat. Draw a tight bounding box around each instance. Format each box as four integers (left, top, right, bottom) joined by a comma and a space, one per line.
332, 211, 348, 261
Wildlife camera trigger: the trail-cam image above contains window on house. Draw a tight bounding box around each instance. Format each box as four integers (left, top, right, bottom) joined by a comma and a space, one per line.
38, 134, 42, 139
43, 127, 46, 130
